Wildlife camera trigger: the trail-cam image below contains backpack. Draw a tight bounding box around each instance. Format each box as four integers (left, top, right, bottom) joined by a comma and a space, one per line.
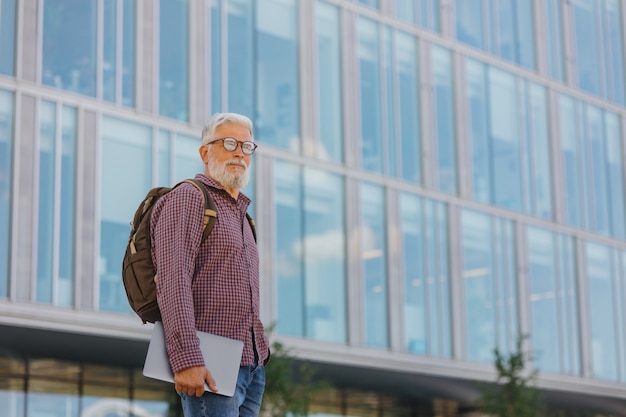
121, 179, 256, 323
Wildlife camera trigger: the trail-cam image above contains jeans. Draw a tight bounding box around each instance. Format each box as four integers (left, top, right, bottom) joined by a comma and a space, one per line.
179, 364, 266, 417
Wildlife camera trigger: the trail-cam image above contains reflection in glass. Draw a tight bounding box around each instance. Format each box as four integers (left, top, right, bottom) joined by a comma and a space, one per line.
37, 103, 76, 306
528, 227, 580, 375
396, 0, 416, 24
497, 0, 534, 69
43, 0, 97, 96
559, 95, 584, 229
211, 0, 222, 113
605, 113, 625, 239
396, 31, 420, 183
28, 380, 79, 417
274, 161, 346, 342
122, 0, 136, 106
605, 0, 625, 105
275, 161, 304, 336
432, 45, 456, 194
0, 90, 12, 298
462, 209, 517, 362
0, 0, 16, 76
586, 105, 609, 236
527, 227, 559, 372
545, 0, 564, 81
361, 182, 388, 348
316, 1, 343, 163
103, 0, 136, 106
586, 242, 618, 381
525, 83, 552, 220
157, 130, 172, 186
159, 0, 189, 121
255, 0, 300, 151
401, 193, 451, 357
455, 0, 484, 50
100, 117, 152, 313
37, 101, 57, 304
467, 61, 524, 213
466, 59, 490, 204
103, 0, 117, 103
383, 28, 395, 177
303, 168, 346, 342
573, 0, 601, 96
228, 0, 254, 117
174, 133, 203, 182
489, 68, 521, 212
358, 18, 383, 174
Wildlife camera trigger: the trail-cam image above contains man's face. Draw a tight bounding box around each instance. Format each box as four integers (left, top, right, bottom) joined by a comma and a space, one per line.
199, 123, 253, 191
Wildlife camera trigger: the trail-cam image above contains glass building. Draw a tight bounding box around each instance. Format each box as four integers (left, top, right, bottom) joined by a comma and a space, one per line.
1, 0, 626, 415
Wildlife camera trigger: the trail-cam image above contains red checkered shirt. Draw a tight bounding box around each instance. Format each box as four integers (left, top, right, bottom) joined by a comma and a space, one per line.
150, 174, 269, 373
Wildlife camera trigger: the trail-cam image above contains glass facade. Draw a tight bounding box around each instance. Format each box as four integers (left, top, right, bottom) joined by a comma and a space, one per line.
3, 0, 626, 415
0, 90, 12, 297
0, 0, 16, 76
36, 102, 76, 306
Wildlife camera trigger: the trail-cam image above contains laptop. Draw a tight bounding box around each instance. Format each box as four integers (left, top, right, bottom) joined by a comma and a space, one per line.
143, 321, 244, 397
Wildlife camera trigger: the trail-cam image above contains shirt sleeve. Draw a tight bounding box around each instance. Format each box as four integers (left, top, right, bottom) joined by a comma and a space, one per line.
151, 185, 206, 373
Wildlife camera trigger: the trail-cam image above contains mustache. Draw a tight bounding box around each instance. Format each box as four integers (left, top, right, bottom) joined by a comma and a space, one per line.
225, 158, 247, 169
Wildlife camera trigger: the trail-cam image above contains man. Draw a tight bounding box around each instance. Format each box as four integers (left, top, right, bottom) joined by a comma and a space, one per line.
151, 112, 270, 417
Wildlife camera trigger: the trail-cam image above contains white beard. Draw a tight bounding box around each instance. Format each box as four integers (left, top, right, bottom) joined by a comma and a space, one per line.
207, 157, 250, 191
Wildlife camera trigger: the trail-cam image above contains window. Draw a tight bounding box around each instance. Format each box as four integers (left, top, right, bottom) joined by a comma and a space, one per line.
401, 193, 451, 357
0, 0, 16, 76
466, 61, 524, 213
0, 90, 13, 298
210, 0, 222, 113
432, 45, 456, 194
316, 1, 343, 163
357, 17, 383, 174
255, 0, 300, 150
159, 0, 189, 121
462, 209, 517, 362
100, 117, 152, 313
586, 242, 618, 381
396, 31, 420, 183
361, 182, 388, 348
37, 102, 77, 306
174, 133, 203, 182
558, 95, 624, 237
525, 83, 552, 220
274, 161, 347, 342
455, 0, 535, 70
545, 0, 565, 82
103, 0, 136, 106
559, 95, 584, 229
228, 0, 254, 117
572, 0, 625, 104
527, 227, 580, 375
43, 0, 97, 96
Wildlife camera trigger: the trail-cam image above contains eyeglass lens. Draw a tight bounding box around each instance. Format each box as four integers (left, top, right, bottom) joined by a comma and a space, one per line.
222, 138, 256, 155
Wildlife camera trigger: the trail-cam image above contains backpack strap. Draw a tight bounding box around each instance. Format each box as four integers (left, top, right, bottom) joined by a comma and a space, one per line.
179, 178, 256, 244
246, 213, 257, 242
180, 179, 217, 244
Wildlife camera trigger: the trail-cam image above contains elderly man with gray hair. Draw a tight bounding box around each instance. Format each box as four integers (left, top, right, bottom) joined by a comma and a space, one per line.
151, 112, 270, 417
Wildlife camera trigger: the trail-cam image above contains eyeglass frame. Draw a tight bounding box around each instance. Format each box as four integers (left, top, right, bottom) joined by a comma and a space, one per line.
206, 137, 258, 155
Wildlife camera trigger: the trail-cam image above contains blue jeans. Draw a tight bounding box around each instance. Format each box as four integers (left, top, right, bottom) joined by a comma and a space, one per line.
179, 365, 266, 417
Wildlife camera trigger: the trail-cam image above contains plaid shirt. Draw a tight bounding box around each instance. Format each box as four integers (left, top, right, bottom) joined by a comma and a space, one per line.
150, 174, 269, 373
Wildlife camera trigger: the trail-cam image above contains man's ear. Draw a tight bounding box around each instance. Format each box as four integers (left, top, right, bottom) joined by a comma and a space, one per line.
199, 145, 209, 164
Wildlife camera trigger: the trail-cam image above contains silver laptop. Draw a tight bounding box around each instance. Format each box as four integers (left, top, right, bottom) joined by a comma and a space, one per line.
143, 321, 244, 397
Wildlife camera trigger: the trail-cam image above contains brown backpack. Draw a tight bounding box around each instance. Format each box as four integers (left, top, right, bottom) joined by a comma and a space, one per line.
121, 179, 256, 323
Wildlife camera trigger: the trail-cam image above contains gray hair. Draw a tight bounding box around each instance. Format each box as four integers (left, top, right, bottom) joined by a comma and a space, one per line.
201, 112, 254, 146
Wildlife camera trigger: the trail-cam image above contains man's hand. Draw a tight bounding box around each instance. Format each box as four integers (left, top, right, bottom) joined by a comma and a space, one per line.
174, 366, 218, 397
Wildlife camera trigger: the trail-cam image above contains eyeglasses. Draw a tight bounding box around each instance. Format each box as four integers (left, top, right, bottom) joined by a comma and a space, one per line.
206, 137, 258, 155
